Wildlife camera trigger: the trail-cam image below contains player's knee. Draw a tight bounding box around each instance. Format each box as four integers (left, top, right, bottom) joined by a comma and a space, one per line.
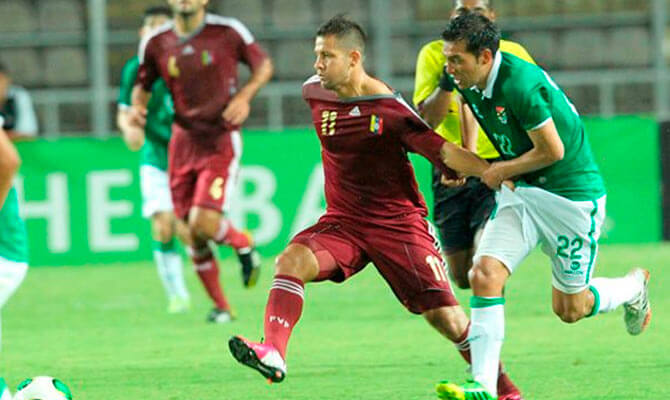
450, 267, 471, 290
152, 214, 174, 243
468, 260, 506, 293
275, 246, 317, 281
553, 303, 585, 324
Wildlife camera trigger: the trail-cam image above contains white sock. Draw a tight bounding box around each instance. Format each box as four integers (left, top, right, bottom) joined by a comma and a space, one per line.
153, 250, 175, 299
590, 275, 642, 314
469, 297, 505, 397
0, 376, 11, 400
164, 251, 189, 300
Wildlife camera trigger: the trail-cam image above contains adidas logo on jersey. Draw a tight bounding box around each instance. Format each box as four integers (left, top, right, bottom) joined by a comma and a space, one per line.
349, 106, 361, 116
182, 45, 195, 55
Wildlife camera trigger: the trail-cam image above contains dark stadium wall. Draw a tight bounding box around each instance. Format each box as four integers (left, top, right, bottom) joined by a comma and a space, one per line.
14, 116, 661, 266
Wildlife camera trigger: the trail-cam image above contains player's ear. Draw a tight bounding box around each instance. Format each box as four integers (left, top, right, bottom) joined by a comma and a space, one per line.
480, 48, 493, 65
350, 49, 362, 67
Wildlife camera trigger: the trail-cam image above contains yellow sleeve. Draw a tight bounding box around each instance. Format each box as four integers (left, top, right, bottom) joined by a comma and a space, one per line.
500, 40, 536, 65
413, 41, 446, 107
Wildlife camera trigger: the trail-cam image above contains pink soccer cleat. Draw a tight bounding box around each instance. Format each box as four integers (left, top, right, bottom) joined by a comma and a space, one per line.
229, 336, 287, 383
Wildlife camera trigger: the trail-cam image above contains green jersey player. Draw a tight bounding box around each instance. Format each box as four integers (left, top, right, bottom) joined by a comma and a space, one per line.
117, 6, 190, 314
0, 114, 28, 351
435, 13, 651, 400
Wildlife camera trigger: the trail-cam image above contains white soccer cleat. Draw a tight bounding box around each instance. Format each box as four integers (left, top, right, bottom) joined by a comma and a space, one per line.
623, 268, 651, 336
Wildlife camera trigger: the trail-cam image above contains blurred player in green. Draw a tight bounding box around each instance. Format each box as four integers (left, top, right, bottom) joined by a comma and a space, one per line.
435, 12, 652, 400
117, 6, 190, 314
414, 0, 534, 291
0, 113, 28, 351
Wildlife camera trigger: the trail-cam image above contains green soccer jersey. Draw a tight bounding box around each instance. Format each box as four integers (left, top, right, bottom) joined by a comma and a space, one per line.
0, 187, 28, 263
458, 51, 606, 200
118, 56, 174, 171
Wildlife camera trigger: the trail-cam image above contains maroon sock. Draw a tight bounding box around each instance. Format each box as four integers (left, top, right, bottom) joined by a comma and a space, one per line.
451, 323, 520, 396
263, 275, 305, 359
190, 247, 230, 310
214, 218, 251, 250
452, 322, 472, 364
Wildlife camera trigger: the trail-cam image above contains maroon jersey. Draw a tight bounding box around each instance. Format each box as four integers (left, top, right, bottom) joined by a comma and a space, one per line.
302, 75, 455, 221
138, 14, 267, 136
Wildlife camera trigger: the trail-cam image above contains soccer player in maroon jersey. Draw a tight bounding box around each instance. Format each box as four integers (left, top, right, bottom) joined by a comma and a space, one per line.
127, 0, 274, 323
227, 16, 522, 400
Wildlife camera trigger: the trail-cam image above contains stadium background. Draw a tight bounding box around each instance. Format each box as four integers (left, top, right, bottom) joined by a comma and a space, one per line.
1, 0, 666, 265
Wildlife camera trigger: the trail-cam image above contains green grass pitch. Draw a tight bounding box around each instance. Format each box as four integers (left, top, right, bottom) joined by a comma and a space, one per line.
2, 244, 668, 399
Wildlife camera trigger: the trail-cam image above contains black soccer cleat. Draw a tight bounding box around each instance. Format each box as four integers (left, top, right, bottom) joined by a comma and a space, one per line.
229, 336, 286, 383
236, 247, 261, 288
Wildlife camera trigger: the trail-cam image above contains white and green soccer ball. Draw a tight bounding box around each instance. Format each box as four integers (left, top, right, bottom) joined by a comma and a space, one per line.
13, 376, 72, 400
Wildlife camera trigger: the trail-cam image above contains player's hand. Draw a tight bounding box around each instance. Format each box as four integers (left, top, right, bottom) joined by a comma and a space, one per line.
222, 95, 251, 125
482, 163, 506, 189
441, 174, 466, 187
128, 106, 147, 129
502, 180, 516, 191
123, 125, 145, 151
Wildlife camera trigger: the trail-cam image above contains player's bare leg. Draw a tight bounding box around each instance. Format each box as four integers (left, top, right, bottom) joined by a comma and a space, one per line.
437, 256, 509, 399
229, 244, 318, 382
555, 268, 651, 334
151, 211, 190, 313
445, 249, 474, 289
190, 206, 261, 288
425, 306, 522, 400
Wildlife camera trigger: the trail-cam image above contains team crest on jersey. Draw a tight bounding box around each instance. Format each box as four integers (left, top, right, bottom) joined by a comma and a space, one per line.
167, 56, 180, 78
496, 106, 508, 124
201, 50, 213, 66
369, 114, 383, 135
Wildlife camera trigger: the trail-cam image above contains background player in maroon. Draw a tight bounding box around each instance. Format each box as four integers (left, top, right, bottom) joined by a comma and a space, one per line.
227, 16, 522, 400
128, 0, 274, 323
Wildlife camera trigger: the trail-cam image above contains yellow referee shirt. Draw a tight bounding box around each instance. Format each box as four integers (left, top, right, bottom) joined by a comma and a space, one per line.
413, 39, 535, 159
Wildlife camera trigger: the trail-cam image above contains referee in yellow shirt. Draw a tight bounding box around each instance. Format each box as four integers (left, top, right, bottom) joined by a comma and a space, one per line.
413, 0, 535, 289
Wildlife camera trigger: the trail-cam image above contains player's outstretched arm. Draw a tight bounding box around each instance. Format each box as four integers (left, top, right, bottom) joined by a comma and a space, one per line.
459, 99, 478, 153
482, 119, 564, 189
0, 123, 20, 209
223, 58, 274, 125
439, 141, 489, 178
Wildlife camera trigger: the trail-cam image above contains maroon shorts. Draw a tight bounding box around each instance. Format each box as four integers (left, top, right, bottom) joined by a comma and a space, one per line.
168, 125, 242, 220
291, 214, 458, 314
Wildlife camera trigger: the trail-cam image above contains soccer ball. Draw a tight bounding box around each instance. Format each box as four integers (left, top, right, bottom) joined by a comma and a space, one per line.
13, 376, 72, 400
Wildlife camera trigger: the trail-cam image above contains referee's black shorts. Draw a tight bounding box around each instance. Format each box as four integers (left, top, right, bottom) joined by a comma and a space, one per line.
431, 164, 497, 254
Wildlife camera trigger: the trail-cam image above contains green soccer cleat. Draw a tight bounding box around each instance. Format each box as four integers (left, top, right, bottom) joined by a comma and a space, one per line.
436, 380, 497, 400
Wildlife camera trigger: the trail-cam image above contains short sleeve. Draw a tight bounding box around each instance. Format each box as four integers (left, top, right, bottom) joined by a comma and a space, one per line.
510, 83, 553, 132
228, 18, 267, 70
413, 42, 445, 107
137, 37, 160, 92
12, 88, 38, 135
118, 58, 139, 108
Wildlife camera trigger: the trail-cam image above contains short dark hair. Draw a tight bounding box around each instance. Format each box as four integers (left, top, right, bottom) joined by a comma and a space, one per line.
143, 6, 172, 24
316, 15, 367, 53
0, 62, 7, 74
441, 11, 500, 56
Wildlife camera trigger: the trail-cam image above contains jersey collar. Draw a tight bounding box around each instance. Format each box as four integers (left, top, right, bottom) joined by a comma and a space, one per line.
482, 50, 502, 99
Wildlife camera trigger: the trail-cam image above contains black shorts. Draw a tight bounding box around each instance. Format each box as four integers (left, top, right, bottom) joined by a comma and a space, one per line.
431, 165, 496, 253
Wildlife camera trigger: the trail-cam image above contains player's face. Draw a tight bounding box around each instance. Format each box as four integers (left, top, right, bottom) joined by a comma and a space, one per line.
443, 40, 490, 89
167, 0, 208, 15
452, 0, 495, 20
314, 35, 353, 91
139, 15, 170, 39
